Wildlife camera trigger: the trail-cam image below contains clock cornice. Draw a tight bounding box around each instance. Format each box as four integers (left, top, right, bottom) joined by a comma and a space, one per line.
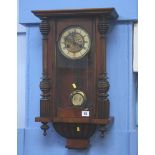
32, 8, 118, 20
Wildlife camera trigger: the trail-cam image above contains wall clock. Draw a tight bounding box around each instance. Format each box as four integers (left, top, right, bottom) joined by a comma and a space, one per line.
32, 8, 118, 149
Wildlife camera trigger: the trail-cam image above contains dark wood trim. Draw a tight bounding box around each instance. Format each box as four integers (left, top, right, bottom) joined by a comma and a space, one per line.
97, 17, 110, 119
35, 117, 51, 122
35, 117, 114, 125
66, 139, 89, 149
53, 117, 114, 125
39, 19, 51, 118
32, 8, 118, 19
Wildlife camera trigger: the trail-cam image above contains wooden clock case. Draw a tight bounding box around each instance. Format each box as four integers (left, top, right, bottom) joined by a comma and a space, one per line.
32, 8, 118, 149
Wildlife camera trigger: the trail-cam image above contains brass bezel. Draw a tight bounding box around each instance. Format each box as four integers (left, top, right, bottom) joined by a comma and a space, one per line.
69, 90, 87, 106
58, 26, 91, 60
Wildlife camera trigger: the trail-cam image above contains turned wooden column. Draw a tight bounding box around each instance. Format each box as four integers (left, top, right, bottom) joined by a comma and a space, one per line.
97, 16, 110, 119
39, 17, 51, 135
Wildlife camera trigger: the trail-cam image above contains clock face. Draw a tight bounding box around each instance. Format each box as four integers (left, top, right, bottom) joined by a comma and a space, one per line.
70, 90, 86, 106
58, 26, 91, 59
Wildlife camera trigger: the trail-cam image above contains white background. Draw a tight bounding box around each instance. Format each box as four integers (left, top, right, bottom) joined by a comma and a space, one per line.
133, 23, 138, 72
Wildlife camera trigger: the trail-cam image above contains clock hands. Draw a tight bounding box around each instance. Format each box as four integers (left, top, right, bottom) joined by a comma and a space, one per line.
64, 32, 84, 52
59, 26, 90, 59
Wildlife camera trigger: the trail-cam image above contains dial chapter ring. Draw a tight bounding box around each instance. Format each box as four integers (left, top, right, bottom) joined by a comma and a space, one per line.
58, 26, 91, 60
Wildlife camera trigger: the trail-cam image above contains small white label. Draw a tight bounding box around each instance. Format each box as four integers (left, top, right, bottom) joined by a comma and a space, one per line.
82, 111, 90, 117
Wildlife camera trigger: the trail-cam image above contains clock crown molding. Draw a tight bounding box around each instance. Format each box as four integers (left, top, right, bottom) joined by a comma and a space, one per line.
32, 8, 118, 20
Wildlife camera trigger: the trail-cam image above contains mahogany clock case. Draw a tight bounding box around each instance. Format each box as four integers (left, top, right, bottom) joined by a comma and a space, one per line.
32, 8, 118, 149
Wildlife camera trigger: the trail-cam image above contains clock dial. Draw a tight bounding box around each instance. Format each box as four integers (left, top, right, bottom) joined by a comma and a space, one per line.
70, 90, 86, 106
58, 26, 91, 59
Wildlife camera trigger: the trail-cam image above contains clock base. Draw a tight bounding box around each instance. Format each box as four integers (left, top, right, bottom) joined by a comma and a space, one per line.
66, 139, 89, 149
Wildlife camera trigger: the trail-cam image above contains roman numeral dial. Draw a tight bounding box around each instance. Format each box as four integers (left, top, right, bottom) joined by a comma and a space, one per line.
58, 26, 91, 59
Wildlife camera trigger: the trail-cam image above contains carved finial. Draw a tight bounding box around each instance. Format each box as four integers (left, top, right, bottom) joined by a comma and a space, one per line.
40, 74, 50, 100
40, 19, 50, 38
99, 125, 107, 137
98, 17, 109, 37
41, 122, 49, 136
98, 72, 110, 98
98, 72, 110, 93
97, 72, 110, 118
